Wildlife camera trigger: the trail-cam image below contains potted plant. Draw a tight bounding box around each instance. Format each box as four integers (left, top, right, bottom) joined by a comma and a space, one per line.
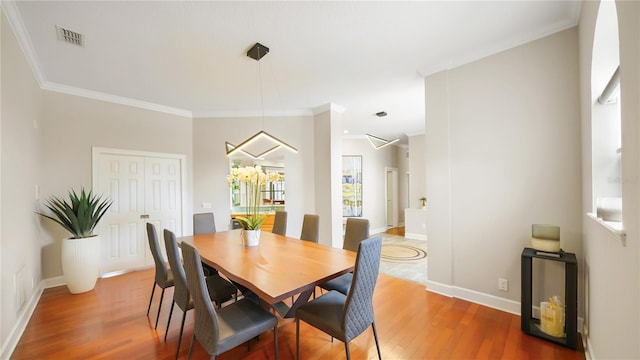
37, 188, 112, 294
419, 197, 427, 209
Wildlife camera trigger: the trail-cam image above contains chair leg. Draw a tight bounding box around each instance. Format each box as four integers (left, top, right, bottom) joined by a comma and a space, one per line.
155, 288, 166, 329
165, 300, 175, 342
274, 324, 279, 360
147, 283, 156, 316
175, 310, 187, 360
345, 341, 351, 360
295, 319, 300, 360
188, 333, 195, 360
372, 322, 382, 360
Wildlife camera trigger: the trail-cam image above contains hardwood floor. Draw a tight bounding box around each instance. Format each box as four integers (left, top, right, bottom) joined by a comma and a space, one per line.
11, 269, 585, 359
386, 226, 405, 236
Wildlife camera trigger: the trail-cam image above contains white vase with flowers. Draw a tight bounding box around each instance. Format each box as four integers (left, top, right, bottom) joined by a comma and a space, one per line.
228, 165, 283, 246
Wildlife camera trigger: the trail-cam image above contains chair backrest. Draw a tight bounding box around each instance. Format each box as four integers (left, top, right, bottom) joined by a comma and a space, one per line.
341, 236, 382, 341
272, 211, 287, 236
182, 242, 220, 354
163, 229, 191, 310
194, 212, 216, 234
147, 223, 170, 285
343, 218, 370, 251
299, 214, 319, 243
230, 218, 243, 230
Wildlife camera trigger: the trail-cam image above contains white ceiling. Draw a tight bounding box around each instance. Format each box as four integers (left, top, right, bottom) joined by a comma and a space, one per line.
4, 1, 580, 145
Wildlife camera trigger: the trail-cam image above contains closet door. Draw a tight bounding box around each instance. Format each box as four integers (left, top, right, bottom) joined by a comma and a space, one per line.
94, 148, 184, 274
143, 156, 183, 266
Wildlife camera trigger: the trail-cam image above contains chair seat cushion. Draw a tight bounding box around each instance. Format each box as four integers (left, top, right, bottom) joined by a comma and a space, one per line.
295, 290, 346, 340
319, 273, 352, 295
215, 298, 278, 354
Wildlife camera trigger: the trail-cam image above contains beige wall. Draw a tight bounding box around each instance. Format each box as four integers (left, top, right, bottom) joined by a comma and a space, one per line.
1, 10, 43, 350
396, 144, 409, 223
192, 115, 316, 239
580, 1, 640, 358
39, 92, 194, 279
408, 134, 426, 209
425, 28, 582, 310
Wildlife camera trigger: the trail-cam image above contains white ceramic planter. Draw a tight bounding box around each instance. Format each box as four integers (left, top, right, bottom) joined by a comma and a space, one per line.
61, 235, 101, 294
242, 229, 261, 247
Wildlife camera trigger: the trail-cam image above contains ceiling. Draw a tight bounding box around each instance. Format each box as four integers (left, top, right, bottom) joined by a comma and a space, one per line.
4, 1, 580, 145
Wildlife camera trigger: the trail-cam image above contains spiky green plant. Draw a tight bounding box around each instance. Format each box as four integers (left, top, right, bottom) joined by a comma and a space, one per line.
37, 188, 113, 239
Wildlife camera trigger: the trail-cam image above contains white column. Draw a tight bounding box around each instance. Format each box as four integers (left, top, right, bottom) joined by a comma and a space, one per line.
312, 103, 345, 248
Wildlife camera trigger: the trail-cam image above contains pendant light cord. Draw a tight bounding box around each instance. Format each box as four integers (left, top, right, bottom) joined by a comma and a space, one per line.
257, 47, 266, 129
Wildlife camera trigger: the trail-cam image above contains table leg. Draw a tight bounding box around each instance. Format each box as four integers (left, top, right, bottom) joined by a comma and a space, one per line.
272, 289, 314, 318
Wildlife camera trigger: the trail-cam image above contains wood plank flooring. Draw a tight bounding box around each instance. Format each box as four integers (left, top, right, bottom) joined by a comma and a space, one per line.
386, 227, 405, 236
11, 269, 585, 359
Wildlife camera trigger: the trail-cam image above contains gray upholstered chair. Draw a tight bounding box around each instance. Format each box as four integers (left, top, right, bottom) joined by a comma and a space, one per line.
342, 218, 370, 251
295, 236, 383, 360
193, 212, 220, 276
271, 211, 287, 236
319, 218, 370, 294
299, 214, 319, 243
163, 229, 238, 359
181, 242, 279, 360
146, 223, 174, 330
230, 218, 243, 230
193, 212, 216, 234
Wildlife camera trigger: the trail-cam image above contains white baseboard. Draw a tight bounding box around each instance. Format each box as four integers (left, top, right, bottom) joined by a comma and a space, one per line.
371, 227, 388, 235
584, 336, 594, 360
425, 281, 521, 315
405, 232, 427, 241
0, 282, 44, 360
455, 286, 521, 314
42, 275, 65, 289
425, 280, 454, 298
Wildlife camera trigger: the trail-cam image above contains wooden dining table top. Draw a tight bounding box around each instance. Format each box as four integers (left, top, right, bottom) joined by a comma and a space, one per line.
179, 229, 357, 305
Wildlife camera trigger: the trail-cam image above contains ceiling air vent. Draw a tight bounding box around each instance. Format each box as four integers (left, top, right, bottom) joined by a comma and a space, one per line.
56, 25, 84, 47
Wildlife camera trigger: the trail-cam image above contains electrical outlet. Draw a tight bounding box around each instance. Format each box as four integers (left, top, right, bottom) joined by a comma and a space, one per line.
498, 278, 509, 291
202, 202, 212, 209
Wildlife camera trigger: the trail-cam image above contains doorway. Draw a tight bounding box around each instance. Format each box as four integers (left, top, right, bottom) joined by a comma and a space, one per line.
92, 147, 186, 275
385, 167, 399, 228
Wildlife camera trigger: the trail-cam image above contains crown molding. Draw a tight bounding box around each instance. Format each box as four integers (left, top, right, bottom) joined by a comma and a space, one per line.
2, 0, 46, 85
417, 18, 580, 78
42, 82, 193, 117
312, 103, 346, 115
405, 131, 426, 137
193, 109, 312, 118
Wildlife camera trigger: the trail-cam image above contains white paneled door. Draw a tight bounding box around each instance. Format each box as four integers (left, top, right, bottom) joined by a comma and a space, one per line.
93, 148, 184, 275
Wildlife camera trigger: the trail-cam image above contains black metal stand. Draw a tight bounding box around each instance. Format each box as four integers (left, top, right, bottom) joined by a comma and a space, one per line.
521, 247, 578, 349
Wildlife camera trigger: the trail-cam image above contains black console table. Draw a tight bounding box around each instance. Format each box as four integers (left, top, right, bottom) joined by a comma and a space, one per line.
521, 247, 578, 349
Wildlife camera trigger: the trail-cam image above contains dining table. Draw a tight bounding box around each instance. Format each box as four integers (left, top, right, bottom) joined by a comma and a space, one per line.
179, 229, 357, 318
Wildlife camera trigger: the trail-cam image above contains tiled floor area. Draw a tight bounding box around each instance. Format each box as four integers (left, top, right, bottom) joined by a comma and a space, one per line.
377, 230, 427, 285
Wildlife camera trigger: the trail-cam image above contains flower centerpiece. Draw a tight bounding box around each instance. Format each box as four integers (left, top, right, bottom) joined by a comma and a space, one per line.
228, 165, 283, 245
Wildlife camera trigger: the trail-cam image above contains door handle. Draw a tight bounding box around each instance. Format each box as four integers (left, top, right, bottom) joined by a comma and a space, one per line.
140, 214, 150, 219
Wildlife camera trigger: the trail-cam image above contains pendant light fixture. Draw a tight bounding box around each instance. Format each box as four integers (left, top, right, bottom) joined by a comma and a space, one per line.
366, 133, 399, 150
226, 42, 298, 159
365, 110, 398, 150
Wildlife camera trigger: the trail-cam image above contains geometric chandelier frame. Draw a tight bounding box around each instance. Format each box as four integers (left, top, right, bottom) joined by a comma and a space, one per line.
225, 42, 298, 159
365, 133, 399, 150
